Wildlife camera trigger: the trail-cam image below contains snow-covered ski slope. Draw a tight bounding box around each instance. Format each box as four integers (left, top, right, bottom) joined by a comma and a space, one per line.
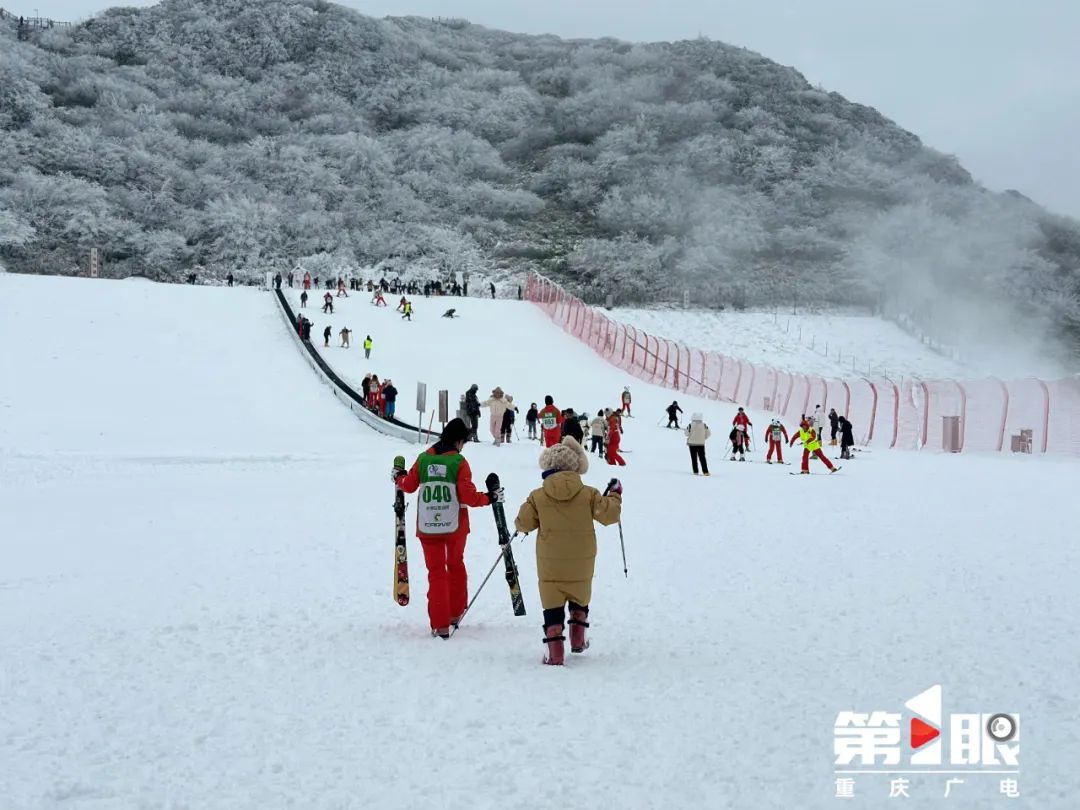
4, 273, 1079, 809
613, 306, 972, 380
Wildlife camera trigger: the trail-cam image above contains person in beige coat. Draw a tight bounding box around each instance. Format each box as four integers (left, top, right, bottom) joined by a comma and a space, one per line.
514, 435, 622, 665
481, 387, 512, 445
685, 412, 711, 475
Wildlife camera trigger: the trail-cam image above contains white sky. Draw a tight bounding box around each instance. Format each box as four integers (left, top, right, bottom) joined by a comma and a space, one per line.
25, 0, 1080, 220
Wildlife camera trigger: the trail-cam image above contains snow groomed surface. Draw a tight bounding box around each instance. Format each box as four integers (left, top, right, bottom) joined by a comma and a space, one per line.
3, 272, 1079, 809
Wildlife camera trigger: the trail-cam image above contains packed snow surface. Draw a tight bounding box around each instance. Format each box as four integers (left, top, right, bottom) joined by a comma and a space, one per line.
3, 275, 1078, 809
612, 306, 974, 380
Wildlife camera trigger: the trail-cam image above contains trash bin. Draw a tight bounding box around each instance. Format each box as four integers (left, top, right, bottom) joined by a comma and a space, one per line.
942, 415, 961, 452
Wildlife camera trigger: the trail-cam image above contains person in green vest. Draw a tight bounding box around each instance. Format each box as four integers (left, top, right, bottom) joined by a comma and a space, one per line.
363, 335, 373, 359
394, 418, 501, 638
790, 417, 838, 474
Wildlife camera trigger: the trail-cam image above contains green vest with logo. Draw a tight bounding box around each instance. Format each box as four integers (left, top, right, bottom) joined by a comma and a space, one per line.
417, 451, 463, 535
799, 427, 820, 452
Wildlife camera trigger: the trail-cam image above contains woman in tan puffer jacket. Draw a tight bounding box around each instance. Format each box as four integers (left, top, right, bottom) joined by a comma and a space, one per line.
514, 435, 622, 665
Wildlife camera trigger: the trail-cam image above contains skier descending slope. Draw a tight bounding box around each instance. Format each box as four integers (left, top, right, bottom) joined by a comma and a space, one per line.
621, 386, 632, 416
789, 417, 838, 474
764, 419, 789, 464
728, 425, 748, 461
393, 418, 500, 638
514, 436, 622, 665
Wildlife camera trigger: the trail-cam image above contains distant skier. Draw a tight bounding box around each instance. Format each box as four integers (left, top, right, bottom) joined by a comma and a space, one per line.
382, 379, 398, 419
666, 401, 683, 429
287, 272, 294, 288
303, 271, 311, 290
442, 308, 457, 318
339, 327, 351, 348
337, 278, 348, 297
397, 296, 407, 312
300, 290, 308, 308
685, 413, 711, 475
372, 290, 387, 307
402, 300, 413, 321
464, 384, 482, 442
605, 408, 626, 466
525, 402, 539, 441
364, 335, 373, 359
322, 291, 333, 314
394, 418, 500, 638
728, 425, 748, 461
790, 417, 837, 474
589, 410, 606, 456
489, 282, 496, 299
537, 396, 564, 448
323, 325, 332, 347
513, 435, 622, 665
764, 419, 789, 464
621, 386, 632, 416
273, 273, 282, 290
829, 408, 840, 446
500, 396, 519, 444
839, 416, 855, 460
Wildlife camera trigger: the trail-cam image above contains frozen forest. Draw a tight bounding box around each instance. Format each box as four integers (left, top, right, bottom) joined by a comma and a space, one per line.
1, 0, 1078, 352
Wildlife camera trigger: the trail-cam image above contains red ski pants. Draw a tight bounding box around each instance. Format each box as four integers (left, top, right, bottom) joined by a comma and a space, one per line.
542, 428, 561, 448
606, 443, 626, 466
420, 532, 468, 631
622, 403, 631, 415
801, 448, 835, 473
766, 439, 784, 463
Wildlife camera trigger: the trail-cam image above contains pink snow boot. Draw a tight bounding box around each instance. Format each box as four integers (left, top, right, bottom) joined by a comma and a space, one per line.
543, 625, 565, 665
569, 607, 590, 653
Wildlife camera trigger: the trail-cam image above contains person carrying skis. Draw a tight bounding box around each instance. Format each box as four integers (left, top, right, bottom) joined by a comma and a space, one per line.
323, 325, 332, 347
685, 413, 711, 475
513, 435, 622, 665
621, 387, 632, 416
394, 418, 500, 638
525, 402, 539, 440
589, 410, 606, 456
839, 416, 855, 460
828, 408, 840, 446
500, 396, 519, 444
764, 419, 789, 464
464, 384, 482, 442
790, 417, 837, 474
538, 396, 564, 448
605, 408, 626, 466
339, 327, 351, 348
383, 379, 398, 419
728, 425, 748, 461
363, 335, 373, 359
300, 290, 308, 308
666, 401, 683, 429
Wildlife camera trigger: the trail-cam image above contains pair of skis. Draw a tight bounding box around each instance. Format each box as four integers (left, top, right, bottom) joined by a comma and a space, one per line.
391, 458, 525, 620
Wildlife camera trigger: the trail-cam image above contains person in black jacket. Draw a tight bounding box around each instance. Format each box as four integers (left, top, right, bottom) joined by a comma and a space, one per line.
361, 374, 372, 402
839, 416, 855, 459
383, 380, 398, 419
464, 384, 481, 442
829, 408, 840, 446
323, 325, 332, 347
300, 317, 312, 341
666, 401, 683, 429
525, 402, 539, 440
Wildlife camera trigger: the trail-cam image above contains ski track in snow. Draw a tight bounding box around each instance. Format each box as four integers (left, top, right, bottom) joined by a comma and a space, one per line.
1, 275, 1077, 809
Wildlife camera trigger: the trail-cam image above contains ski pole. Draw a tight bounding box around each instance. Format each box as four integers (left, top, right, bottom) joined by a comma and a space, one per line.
604, 480, 628, 577
451, 531, 519, 635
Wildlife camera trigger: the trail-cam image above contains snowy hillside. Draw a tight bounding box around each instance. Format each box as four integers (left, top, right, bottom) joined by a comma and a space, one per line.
3, 274, 1078, 809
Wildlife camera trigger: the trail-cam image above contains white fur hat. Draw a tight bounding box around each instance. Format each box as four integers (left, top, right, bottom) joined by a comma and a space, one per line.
538, 436, 589, 475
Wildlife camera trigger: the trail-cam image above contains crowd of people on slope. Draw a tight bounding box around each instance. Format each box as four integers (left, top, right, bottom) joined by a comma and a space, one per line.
361, 374, 399, 420
666, 400, 857, 475
290, 270, 470, 298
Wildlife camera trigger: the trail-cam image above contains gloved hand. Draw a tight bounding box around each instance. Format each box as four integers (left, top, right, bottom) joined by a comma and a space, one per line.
488, 487, 505, 505
606, 478, 623, 496
391, 467, 405, 484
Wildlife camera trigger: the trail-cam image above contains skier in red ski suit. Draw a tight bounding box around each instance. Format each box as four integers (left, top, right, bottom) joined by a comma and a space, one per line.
394, 418, 498, 637
606, 409, 626, 466
764, 419, 789, 464
790, 418, 837, 474
733, 407, 752, 432
537, 395, 564, 448
621, 387, 632, 416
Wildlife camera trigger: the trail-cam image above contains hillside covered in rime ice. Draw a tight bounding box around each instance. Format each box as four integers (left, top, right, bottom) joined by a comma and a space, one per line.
1, 0, 1078, 354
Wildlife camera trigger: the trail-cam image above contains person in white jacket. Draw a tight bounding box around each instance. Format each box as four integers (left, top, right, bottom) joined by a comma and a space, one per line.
685, 413, 712, 475
481, 387, 513, 444
589, 411, 606, 456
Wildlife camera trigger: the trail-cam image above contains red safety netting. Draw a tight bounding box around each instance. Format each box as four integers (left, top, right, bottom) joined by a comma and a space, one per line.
524, 272, 1079, 455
